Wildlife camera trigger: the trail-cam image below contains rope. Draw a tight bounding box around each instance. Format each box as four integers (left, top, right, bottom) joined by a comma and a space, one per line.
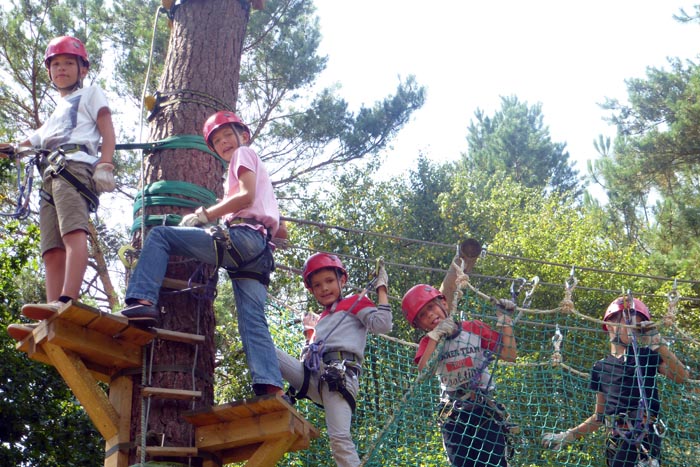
132, 180, 218, 215
145, 89, 234, 122
137, 4, 163, 253
281, 217, 700, 287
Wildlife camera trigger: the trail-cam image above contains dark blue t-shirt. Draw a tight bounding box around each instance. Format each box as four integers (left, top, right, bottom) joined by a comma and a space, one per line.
589, 346, 661, 417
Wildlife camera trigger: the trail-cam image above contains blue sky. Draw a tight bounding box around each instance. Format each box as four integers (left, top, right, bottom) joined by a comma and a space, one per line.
313, 1, 700, 185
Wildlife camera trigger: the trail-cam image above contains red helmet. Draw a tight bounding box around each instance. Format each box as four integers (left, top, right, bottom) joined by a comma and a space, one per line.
302, 253, 347, 289
202, 111, 251, 151
603, 296, 652, 330
402, 284, 444, 328
44, 36, 89, 68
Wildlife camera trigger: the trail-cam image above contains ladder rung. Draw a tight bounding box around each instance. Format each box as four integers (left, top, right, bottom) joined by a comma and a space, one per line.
154, 328, 206, 345
162, 277, 207, 291
142, 446, 198, 457
142, 387, 202, 400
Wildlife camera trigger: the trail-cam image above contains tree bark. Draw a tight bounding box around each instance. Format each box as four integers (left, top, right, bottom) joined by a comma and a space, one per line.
128, 1, 250, 464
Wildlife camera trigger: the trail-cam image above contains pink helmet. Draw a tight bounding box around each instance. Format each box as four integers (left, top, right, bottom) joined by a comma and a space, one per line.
402, 284, 444, 328
603, 296, 651, 330
202, 111, 251, 151
44, 36, 89, 68
302, 253, 347, 289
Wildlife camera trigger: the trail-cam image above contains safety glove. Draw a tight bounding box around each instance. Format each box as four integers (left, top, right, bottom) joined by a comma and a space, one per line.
92, 162, 116, 193
427, 318, 459, 341
637, 321, 666, 351
541, 430, 575, 450
302, 312, 320, 334
180, 207, 209, 227
374, 263, 389, 292
493, 298, 516, 327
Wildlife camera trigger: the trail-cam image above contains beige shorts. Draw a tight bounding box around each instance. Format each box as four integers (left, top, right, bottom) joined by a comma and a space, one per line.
39, 161, 95, 254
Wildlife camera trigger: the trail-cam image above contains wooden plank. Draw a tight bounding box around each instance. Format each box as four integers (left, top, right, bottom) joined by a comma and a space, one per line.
216, 422, 315, 464
115, 326, 156, 346
144, 446, 198, 457
43, 342, 119, 440
48, 318, 142, 368
104, 376, 133, 467
142, 387, 202, 400
52, 301, 155, 346
16, 326, 112, 382
244, 433, 297, 467
194, 410, 295, 452
154, 328, 206, 345
162, 277, 207, 291
57, 301, 102, 326
184, 394, 291, 426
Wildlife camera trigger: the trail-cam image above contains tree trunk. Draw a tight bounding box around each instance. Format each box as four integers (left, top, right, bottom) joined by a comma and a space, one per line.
128, 1, 250, 464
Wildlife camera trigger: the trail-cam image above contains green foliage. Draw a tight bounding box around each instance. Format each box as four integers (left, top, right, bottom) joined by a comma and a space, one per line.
466, 95, 582, 198
594, 56, 700, 311
110, 0, 168, 104
0, 221, 102, 466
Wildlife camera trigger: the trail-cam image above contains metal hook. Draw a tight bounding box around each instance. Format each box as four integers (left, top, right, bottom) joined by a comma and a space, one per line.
522, 276, 539, 308
565, 266, 577, 290
510, 277, 527, 302
479, 243, 488, 259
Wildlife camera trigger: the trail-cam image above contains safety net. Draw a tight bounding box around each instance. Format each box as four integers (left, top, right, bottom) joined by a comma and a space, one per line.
266, 288, 699, 467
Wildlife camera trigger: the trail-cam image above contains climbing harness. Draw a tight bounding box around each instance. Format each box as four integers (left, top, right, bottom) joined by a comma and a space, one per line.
206, 221, 274, 286
0, 147, 46, 219
288, 258, 382, 412
0, 145, 99, 217
40, 145, 100, 213
609, 290, 664, 467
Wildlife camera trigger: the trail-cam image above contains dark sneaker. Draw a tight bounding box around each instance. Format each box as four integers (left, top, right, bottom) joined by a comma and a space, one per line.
118, 303, 160, 327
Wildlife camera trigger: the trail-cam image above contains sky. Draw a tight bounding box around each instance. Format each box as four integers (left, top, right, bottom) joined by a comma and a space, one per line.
312, 1, 700, 185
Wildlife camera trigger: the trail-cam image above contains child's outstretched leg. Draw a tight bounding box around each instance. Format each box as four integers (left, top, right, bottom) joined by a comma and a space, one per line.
322, 376, 361, 467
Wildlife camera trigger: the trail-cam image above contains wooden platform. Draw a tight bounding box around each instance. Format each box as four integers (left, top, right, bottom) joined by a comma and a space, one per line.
11, 301, 320, 467
15, 301, 155, 382
184, 394, 320, 467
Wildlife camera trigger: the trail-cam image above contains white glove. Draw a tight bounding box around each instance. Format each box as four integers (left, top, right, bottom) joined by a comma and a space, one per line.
180, 208, 209, 227
493, 298, 516, 327
302, 312, 320, 332
427, 318, 459, 341
92, 162, 116, 193
637, 321, 665, 351
494, 298, 517, 313
374, 264, 388, 292
541, 430, 575, 450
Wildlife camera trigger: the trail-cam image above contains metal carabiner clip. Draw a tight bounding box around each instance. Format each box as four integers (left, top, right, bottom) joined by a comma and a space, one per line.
653, 417, 666, 438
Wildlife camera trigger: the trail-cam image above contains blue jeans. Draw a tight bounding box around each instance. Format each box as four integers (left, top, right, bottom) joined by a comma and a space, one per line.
126, 225, 283, 389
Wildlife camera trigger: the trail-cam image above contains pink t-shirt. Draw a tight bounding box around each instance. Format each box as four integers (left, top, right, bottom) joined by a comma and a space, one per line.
223, 146, 280, 238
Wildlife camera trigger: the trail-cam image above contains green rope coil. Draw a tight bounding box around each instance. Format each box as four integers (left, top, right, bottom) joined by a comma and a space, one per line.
131, 213, 182, 234
133, 180, 218, 216
115, 134, 227, 169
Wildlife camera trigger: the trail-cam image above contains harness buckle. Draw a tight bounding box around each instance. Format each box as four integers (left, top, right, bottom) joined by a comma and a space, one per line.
207, 224, 233, 250
46, 149, 67, 175
320, 360, 347, 392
